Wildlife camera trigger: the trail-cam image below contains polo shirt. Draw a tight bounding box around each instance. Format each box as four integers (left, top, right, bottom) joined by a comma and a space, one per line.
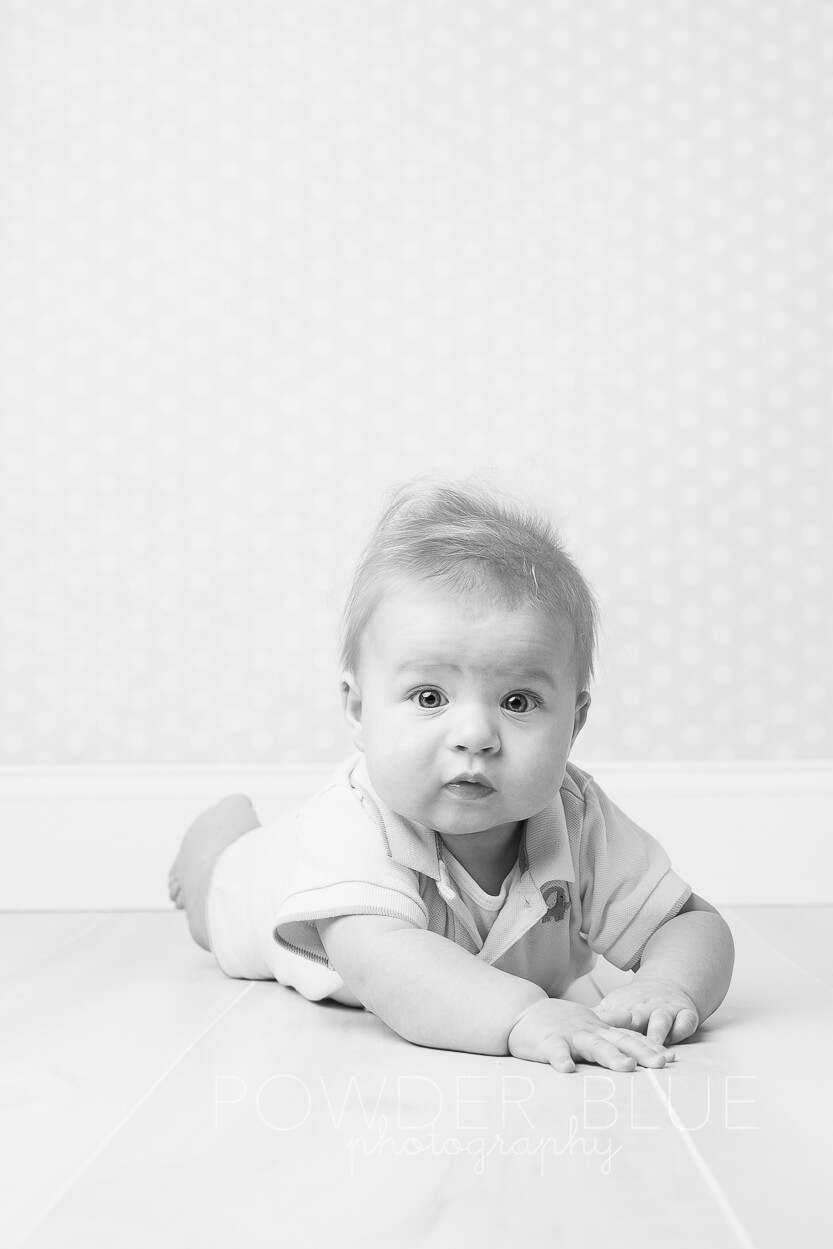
273, 753, 691, 1001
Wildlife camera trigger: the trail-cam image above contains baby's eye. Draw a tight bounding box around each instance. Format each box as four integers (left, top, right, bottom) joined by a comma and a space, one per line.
503, 691, 538, 714
411, 688, 447, 709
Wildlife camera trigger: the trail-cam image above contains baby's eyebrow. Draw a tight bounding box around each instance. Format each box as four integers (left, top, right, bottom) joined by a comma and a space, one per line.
396, 660, 555, 688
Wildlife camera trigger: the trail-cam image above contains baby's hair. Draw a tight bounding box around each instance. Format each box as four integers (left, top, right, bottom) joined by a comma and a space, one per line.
339, 474, 600, 690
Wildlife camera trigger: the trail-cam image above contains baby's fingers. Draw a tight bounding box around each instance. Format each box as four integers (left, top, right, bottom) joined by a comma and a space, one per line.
667, 1008, 700, 1044
646, 1008, 676, 1045
541, 1033, 636, 1074
573, 1030, 637, 1073
593, 1003, 634, 1029
609, 1027, 676, 1068
541, 1037, 579, 1074
644, 1006, 699, 1045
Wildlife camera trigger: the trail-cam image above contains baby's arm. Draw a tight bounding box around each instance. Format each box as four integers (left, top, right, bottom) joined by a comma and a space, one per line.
595, 893, 735, 1044
317, 913, 675, 1074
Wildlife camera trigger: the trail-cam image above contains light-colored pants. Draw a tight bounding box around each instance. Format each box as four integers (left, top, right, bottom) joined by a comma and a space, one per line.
206, 821, 360, 1005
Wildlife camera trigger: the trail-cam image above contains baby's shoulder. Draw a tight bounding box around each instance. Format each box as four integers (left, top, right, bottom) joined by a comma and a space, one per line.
294, 764, 379, 843
295, 760, 415, 865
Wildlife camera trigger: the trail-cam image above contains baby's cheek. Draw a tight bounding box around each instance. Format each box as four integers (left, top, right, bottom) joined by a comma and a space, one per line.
525, 749, 564, 795
364, 742, 420, 807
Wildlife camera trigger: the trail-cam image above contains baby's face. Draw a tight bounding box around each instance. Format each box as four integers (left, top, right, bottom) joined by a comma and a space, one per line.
340, 579, 589, 846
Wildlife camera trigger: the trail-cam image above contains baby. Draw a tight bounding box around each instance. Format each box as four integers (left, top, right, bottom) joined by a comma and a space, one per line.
169, 476, 734, 1074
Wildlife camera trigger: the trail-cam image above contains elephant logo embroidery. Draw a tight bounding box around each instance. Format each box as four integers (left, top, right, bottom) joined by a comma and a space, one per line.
540, 882, 569, 923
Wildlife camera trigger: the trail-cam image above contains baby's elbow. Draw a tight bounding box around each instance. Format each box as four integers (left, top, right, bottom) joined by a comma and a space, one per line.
703, 905, 735, 959
721, 913, 736, 976
698, 909, 736, 990
679, 891, 719, 915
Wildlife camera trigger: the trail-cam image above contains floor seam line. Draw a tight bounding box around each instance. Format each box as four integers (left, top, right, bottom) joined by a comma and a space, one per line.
19, 980, 257, 1248
724, 908, 833, 995
646, 1067, 758, 1249
0, 914, 111, 985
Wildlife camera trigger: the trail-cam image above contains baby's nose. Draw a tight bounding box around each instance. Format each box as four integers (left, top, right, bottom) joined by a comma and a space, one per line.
448, 705, 500, 752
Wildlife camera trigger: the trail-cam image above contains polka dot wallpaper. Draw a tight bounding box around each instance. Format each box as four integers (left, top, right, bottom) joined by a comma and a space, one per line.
0, 0, 830, 764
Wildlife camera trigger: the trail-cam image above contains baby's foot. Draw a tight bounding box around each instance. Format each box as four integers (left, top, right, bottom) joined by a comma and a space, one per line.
168, 795, 260, 951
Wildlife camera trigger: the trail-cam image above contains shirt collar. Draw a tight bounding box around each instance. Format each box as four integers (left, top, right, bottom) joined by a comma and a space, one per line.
521, 796, 576, 886
347, 752, 575, 886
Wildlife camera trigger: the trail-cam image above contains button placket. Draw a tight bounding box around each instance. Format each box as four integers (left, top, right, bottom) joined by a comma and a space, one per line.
481, 881, 545, 966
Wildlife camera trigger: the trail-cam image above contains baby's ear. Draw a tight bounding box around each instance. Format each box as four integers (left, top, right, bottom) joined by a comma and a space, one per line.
339, 671, 364, 750
571, 690, 591, 744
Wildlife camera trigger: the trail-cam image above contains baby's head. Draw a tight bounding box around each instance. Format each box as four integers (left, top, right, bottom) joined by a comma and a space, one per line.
338, 476, 600, 837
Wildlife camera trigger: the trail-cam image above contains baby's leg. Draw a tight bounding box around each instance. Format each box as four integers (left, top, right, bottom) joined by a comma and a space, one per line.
168, 795, 261, 951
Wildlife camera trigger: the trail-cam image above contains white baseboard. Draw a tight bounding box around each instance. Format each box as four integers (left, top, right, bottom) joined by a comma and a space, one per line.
1, 761, 831, 909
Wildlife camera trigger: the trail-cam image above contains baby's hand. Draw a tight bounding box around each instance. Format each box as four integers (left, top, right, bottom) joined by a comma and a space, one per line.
508, 997, 675, 1074
594, 977, 700, 1046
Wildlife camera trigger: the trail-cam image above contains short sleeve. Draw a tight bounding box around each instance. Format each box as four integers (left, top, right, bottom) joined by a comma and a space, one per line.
273, 780, 429, 965
577, 779, 691, 972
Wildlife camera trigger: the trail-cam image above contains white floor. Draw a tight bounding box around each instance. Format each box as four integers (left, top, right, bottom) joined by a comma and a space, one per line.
1, 906, 830, 1249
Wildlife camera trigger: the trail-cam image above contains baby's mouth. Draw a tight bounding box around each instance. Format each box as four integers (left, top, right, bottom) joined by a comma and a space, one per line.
444, 780, 495, 799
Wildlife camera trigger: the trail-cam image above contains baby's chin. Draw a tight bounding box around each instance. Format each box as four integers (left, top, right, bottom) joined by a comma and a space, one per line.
405, 801, 523, 841
375, 790, 478, 835
365, 767, 544, 834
